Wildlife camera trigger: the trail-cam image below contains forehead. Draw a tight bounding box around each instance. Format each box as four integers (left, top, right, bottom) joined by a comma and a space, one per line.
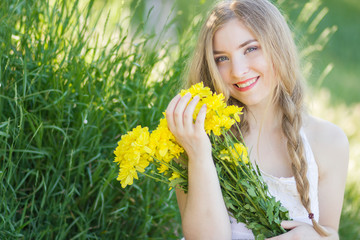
213, 19, 256, 51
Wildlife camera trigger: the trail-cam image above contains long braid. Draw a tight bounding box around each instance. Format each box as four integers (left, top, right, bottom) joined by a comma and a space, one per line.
279, 85, 328, 236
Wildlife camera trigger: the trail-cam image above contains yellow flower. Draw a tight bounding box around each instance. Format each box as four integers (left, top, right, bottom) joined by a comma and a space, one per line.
149, 118, 184, 168
169, 172, 180, 181
168, 172, 182, 190
221, 105, 243, 122
230, 143, 249, 164
219, 149, 231, 161
218, 143, 249, 166
114, 125, 152, 188
179, 82, 213, 98
114, 83, 244, 188
136, 158, 151, 173
157, 163, 169, 173
202, 93, 227, 111
175, 82, 243, 135
116, 164, 138, 188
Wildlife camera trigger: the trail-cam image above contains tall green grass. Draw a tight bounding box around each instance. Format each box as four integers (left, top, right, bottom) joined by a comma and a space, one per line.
308, 0, 360, 104
0, 0, 192, 238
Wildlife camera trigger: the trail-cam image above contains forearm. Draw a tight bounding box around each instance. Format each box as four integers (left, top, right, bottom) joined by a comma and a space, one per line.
166, 93, 231, 239
181, 152, 231, 239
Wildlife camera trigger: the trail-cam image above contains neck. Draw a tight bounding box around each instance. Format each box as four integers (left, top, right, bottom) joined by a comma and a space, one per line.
246, 100, 282, 135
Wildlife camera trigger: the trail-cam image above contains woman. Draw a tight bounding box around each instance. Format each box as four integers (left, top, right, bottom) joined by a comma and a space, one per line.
165, 0, 349, 239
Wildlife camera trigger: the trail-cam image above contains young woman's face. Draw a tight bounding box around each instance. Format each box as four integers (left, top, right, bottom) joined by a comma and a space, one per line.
213, 19, 275, 107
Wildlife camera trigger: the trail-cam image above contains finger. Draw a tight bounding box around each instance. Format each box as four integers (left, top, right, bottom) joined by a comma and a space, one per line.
266, 221, 310, 240
281, 220, 304, 230
166, 94, 181, 131
183, 95, 200, 129
173, 93, 192, 130
195, 104, 207, 130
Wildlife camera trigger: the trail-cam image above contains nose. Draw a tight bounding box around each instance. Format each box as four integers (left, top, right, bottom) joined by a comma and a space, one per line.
231, 54, 249, 78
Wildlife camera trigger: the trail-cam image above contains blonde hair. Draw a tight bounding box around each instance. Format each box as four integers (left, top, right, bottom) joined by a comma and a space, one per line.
185, 0, 328, 236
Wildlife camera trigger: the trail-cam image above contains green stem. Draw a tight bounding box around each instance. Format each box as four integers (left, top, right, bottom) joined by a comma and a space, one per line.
218, 161, 259, 210
141, 171, 169, 185
152, 156, 188, 179
216, 143, 268, 222
222, 131, 269, 202
248, 166, 268, 201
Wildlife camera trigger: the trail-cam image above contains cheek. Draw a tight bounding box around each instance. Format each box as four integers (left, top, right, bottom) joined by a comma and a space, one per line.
252, 56, 268, 73
252, 59, 272, 83
217, 65, 230, 82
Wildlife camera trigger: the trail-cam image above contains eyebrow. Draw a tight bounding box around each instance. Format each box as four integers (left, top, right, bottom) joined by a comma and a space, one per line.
213, 39, 257, 54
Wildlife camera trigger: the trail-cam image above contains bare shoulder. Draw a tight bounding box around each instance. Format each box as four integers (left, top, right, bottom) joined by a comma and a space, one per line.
303, 115, 349, 148
303, 116, 349, 229
303, 115, 349, 177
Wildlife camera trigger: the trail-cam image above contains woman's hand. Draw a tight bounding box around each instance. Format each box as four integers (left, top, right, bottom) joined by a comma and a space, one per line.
266, 221, 328, 240
169, 93, 232, 239
166, 93, 211, 160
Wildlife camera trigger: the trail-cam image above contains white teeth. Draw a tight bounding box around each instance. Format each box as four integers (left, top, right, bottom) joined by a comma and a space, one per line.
236, 78, 257, 88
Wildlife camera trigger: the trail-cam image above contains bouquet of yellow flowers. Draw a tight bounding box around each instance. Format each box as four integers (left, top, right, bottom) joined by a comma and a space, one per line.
114, 83, 290, 239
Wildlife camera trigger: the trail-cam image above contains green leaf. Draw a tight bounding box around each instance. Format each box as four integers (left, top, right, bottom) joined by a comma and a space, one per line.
266, 201, 274, 224
247, 187, 257, 197
255, 233, 266, 240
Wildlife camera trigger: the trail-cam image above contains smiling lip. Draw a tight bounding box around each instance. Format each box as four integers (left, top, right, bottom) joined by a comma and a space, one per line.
233, 77, 259, 92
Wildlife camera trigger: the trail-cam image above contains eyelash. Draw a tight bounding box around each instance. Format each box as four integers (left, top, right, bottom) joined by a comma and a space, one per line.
245, 46, 258, 54
215, 56, 229, 63
214, 46, 259, 63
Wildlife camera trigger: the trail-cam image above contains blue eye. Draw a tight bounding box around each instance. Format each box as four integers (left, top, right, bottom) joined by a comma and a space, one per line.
215, 56, 229, 63
245, 46, 258, 54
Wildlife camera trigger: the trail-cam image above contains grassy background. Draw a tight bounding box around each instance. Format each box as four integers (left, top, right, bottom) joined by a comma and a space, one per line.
0, 0, 358, 239
308, 0, 360, 104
